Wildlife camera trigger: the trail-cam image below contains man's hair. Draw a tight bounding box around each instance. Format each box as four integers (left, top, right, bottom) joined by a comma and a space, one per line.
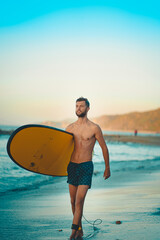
76, 97, 90, 108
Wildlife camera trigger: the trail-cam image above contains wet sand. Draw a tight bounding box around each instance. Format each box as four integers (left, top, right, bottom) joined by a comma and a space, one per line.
0, 169, 160, 240
104, 134, 160, 146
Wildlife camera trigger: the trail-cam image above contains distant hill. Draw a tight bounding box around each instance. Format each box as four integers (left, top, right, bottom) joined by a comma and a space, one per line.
40, 107, 160, 133
92, 107, 160, 132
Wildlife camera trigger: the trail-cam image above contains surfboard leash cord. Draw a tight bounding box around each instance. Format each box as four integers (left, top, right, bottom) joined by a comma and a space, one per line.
82, 215, 102, 239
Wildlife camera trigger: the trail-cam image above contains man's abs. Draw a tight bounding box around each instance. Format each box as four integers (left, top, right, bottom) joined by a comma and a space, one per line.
70, 150, 92, 163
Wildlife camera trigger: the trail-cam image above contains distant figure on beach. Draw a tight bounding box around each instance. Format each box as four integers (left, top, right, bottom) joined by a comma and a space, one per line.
65, 97, 111, 240
134, 129, 138, 136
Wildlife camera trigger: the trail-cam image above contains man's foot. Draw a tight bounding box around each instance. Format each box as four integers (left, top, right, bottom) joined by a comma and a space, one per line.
75, 228, 83, 240
69, 229, 77, 240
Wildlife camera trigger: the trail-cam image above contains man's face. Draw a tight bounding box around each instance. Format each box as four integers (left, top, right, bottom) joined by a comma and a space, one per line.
75, 101, 89, 118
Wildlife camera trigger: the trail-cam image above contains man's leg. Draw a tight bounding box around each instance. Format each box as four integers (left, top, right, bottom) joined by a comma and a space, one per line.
69, 184, 78, 215
69, 184, 78, 239
70, 185, 89, 239
69, 184, 84, 239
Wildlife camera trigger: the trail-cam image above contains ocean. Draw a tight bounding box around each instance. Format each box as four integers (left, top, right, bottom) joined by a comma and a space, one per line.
0, 125, 160, 195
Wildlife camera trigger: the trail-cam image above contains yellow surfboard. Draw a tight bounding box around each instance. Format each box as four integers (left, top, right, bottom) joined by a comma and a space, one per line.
7, 124, 74, 176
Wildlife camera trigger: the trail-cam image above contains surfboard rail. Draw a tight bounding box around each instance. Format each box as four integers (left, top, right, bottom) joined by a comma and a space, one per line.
7, 124, 74, 176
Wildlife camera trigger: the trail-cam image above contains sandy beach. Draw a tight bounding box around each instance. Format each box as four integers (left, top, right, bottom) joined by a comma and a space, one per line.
0, 167, 160, 240
104, 134, 160, 146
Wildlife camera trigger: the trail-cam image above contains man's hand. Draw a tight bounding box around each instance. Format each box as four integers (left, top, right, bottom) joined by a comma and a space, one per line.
103, 168, 111, 180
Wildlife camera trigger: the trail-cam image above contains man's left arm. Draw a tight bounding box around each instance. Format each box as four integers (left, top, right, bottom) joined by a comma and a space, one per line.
95, 125, 111, 180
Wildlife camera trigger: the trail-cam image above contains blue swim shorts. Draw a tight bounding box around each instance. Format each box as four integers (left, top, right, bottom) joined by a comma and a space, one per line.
67, 161, 94, 189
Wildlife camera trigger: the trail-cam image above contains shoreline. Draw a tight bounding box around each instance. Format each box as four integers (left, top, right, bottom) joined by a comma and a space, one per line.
104, 134, 160, 146
102, 128, 160, 134
1, 128, 159, 135
1, 128, 160, 146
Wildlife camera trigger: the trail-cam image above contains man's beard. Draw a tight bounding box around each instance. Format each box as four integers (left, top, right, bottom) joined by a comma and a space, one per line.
76, 109, 87, 118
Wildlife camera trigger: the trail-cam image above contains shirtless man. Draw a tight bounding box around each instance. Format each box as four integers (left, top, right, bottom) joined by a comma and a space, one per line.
65, 97, 111, 240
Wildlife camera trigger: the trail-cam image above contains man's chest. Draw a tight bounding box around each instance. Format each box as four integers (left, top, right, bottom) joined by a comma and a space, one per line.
72, 128, 95, 141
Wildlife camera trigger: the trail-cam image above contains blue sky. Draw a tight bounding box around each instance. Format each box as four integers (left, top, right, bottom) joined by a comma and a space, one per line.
0, 1, 160, 125
1, 0, 160, 27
